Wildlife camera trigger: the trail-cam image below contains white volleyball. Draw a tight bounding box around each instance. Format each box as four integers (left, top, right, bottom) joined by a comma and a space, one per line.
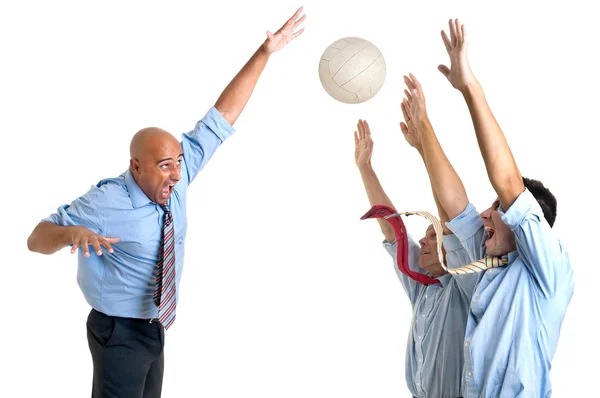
318, 37, 386, 104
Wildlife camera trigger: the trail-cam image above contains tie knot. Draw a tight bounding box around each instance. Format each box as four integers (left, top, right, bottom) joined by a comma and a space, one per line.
160, 204, 170, 213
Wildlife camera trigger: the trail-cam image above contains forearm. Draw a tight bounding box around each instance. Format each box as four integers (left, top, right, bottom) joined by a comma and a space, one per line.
27, 222, 74, 255
358, 164, 396, 243
214, 45, 270, 126
418, 119, 469, 220
461, 82, 524, 209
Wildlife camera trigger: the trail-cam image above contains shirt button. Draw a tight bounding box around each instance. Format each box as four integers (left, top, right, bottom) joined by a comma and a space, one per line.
465, 342, 469, 347
468, 372, 472, 377
476, 294, 480, 298
418, 336, 422, 340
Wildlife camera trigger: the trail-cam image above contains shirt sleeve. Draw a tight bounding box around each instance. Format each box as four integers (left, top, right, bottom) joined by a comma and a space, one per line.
499, 188, 572, 298
41, 187, 104, 235
382, 233, 423, 305
445, 202, 487, 262
180, 106, 236, 185
442, 233, 480, 299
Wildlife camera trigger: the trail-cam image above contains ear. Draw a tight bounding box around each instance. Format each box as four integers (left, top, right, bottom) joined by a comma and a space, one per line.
130, 158, 140, 175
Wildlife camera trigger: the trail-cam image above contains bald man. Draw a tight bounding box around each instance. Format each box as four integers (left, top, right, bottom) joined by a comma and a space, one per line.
26, 7, 306, 398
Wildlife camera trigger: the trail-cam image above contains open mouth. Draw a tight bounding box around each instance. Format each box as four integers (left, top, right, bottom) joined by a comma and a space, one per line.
161, 184, 175, 199
420, 251, 431, 255
485, 226, 495, 242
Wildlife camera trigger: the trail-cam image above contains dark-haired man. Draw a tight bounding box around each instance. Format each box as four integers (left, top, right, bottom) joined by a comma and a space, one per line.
401, 19, 574, 398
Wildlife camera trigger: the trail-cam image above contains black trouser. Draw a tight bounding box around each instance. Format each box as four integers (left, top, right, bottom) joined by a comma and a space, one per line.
87, 308, 165, 398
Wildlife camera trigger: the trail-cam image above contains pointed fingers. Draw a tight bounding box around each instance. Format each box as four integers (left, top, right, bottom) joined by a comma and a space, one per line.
455, 19, 462, 43
403, 74, 416, 92
409, 73, 422, 91
441, 30, 452, 53
292, 13, 306, 30
449, 19, 457, 47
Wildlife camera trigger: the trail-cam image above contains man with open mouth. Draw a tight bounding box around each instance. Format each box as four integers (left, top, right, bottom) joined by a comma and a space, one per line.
354, 117, 479, 398
26, 7, 306, 398
401, 18, 575, 398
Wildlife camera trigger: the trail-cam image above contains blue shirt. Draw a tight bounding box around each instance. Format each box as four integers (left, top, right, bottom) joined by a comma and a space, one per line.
383, 232, 479, 398
42, 107, 235, 319
447, 189, 574, 397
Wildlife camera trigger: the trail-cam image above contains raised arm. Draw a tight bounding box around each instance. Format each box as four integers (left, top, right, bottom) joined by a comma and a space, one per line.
214, 7, 305, 126
400, 74, 470, 221
354, 119, 396, 243
438, 19, 524, 210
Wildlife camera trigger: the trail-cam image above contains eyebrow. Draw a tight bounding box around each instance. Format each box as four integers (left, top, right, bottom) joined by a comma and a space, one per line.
157, 153, 184, 164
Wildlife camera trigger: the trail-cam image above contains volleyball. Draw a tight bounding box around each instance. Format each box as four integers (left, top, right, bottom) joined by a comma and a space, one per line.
318, 37, 386, 104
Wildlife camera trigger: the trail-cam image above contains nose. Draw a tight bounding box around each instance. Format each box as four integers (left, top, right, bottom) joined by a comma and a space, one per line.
480, 207, 491, 220
171, 168, 181, 183
418, 237, 427, 247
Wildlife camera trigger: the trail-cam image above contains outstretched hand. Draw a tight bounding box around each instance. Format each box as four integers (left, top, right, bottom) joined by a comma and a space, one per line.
354, 119, 374, 168
402, 73, 428, 127
262, 6, 306, 54
400, 99, 420, 150
438, 18, 476, 92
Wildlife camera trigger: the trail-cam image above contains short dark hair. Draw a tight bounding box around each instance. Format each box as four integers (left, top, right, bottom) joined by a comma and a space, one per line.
523, 177, 557, 227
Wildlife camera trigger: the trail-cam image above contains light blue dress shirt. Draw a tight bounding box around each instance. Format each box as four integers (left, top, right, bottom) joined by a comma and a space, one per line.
446, 189, 574, 397
383, 232, 479, 398
43, 107, 235, 319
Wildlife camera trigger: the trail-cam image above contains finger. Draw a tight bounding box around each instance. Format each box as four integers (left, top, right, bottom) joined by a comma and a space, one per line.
461, 25, 468, 46
354, 131, 359, 146
441, 30, 452, 53
401, 101, 410, 122
266, 30, 274, 41
438, 64, 450, 77
90, 238, 103, 256
285, 6, 304, 27
70, 238, 80, 254
455, 19, 462, 43
449, 19, 457, 47
100, 237, 117, 254
403, 75, 416, 92
81, 238, 90, 258
409, 73, 423, 95
400, 122, 408, 135
404, 89, 412, 103
363, 120, 371, 136
292, 28, 305, 39
292, 14, 306, 30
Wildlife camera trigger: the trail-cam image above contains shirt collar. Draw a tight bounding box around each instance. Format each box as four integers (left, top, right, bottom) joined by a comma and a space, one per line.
436, 273, 452, 288
507, 250, 519, 264
125, 169, 153, 208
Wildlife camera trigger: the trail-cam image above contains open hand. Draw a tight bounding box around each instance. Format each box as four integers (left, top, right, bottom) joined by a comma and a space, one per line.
400, 99, 420, 150
262, 6, 306, 54
354, 119, 374, 168
438, 18, 476, 92
70, 226, 120, 258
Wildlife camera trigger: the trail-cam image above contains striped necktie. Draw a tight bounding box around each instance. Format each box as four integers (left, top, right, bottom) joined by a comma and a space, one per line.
153, 203, 177, 329
360, 205, 508, 284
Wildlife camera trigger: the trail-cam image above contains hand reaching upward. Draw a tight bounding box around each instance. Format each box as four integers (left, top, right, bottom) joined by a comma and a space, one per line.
438, 19, 477, 92
262, 6, 306, 55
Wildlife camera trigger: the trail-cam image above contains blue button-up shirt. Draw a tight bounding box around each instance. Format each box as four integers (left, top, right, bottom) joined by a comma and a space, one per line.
447, 189, 574, 397
383, 232, 479, 398
42, 107, 235, 319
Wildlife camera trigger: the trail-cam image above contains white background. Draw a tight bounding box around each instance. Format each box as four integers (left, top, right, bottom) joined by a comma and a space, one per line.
1, 0, 597, 396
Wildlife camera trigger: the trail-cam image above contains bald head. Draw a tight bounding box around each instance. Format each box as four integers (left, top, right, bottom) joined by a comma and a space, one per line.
130, 127, 180, 159
129, 127, 183, 204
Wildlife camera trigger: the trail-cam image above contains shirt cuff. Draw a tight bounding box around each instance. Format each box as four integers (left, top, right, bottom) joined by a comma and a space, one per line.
499, 188, 543, 230
202, 106, 236, 141
446, 203, 484, 240
442, 233, 463, 252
